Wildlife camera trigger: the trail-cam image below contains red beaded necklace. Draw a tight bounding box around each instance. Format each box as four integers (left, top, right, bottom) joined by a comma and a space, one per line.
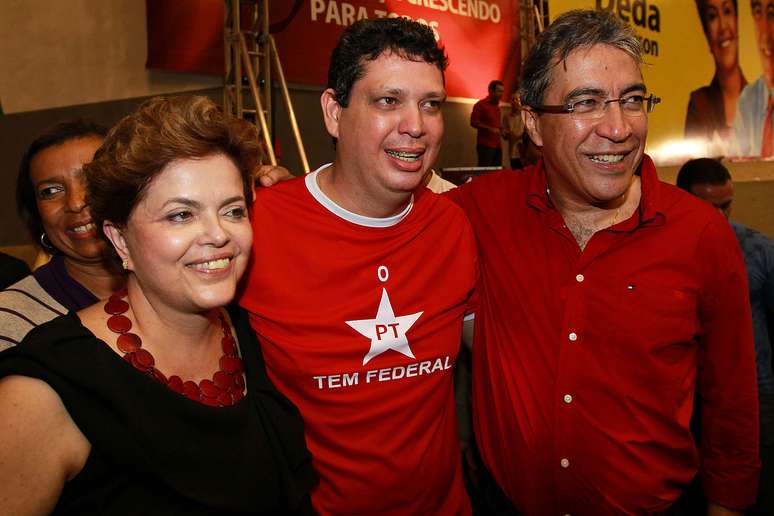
104, 289, 245, 407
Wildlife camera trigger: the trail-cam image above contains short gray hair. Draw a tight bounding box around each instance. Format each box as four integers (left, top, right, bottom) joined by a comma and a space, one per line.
520, 9, 642, 108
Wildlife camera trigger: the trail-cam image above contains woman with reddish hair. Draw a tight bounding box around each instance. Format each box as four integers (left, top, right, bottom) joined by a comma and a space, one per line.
0, 96, 315, 514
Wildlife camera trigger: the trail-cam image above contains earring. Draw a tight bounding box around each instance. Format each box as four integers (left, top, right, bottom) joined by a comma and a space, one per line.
39, 232, 56, 253
122, 258, 129, 270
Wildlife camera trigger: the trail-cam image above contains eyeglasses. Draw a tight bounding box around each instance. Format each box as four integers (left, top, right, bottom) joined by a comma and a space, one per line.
531, 94, 661, 120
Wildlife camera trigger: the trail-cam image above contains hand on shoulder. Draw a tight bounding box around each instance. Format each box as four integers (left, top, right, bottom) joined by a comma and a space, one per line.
253, 164, 294, 188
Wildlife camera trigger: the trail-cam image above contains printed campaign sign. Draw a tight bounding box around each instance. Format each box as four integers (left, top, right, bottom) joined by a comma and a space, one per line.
269, 0, 521, 99
146, 0, 521, 100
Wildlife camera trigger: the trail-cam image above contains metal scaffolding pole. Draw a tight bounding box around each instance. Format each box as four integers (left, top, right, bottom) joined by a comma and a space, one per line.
223, 0, 309, 172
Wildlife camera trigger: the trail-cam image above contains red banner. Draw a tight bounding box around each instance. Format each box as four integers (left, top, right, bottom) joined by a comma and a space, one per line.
146, 0, 224, 74
147, 0, 520, 99
270, 0, 520, 98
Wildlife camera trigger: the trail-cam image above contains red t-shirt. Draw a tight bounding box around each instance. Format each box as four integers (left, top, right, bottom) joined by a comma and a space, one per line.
446, 155, 760, 514
240, 168, 477, 515
470, 98, 502, 149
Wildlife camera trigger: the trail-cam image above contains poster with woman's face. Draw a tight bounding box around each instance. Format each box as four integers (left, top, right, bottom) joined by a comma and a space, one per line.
549, 0, 773, 164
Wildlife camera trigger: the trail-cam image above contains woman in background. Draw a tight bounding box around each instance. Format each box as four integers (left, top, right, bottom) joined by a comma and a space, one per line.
0, 96, 315, 514
0, 121, 124, 348
685, 0, 747, 143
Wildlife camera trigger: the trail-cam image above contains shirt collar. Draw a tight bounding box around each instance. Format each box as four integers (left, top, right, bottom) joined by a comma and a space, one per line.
305, 164, 415, 228
525, 159, 551, 210
636, 153, 663, 224
525, 153, 665, 226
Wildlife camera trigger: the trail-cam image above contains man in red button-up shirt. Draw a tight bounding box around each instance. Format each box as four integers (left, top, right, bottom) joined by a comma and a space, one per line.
450, 9, 760, 516
470, 80, 505, 166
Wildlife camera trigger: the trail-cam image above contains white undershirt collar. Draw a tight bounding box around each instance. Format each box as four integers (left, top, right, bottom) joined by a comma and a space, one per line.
305, 163, 414, 228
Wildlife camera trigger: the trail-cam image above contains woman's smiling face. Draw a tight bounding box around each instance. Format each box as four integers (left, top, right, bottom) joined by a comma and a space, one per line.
702, 0, 740, 73
30, 136, 104, 263
114, 154, 252, 313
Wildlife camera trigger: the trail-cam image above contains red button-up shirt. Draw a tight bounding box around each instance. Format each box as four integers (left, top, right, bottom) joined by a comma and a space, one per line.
470, 98, 502, 149
447, 155, 760, 514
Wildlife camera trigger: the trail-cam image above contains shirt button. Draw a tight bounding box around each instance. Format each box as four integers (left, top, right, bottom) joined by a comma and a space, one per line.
568, 332, 578, 342
560, 458, 570, 468
563, 394, 573, 404
575, 274, 584, 282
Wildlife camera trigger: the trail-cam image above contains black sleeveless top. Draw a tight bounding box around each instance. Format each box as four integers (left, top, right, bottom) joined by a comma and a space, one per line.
0, 305, 316, 515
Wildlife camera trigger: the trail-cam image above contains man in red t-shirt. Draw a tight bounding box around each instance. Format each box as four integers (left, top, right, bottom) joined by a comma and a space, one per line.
470, 80, 505, 166
240, 18, 476, 516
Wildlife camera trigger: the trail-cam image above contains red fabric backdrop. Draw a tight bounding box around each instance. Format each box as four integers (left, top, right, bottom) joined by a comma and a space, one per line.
146, 0, 520, 98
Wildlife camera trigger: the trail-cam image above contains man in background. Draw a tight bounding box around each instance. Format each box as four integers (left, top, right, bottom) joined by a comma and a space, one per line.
677, 157, 774, 515
470, 80, 504, 166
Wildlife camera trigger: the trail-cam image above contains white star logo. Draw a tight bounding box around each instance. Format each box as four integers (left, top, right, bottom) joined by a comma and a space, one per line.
346, 288, 423, 365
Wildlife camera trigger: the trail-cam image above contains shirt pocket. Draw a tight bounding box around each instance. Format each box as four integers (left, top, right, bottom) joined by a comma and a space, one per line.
615, 281, 699, 346
596, 280, 700, 405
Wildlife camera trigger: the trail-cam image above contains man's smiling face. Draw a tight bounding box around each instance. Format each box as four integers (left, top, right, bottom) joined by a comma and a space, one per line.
324, 51, 446, 205
525, 44, 648, 206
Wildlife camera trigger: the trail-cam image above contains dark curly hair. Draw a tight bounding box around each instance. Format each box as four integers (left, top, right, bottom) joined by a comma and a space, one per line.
327, 17, 448, 107
16, 120, 108, 242
676, 158, 732, 191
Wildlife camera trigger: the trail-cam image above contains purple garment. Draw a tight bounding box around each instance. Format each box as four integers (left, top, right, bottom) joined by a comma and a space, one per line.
33, 255, 98, 311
